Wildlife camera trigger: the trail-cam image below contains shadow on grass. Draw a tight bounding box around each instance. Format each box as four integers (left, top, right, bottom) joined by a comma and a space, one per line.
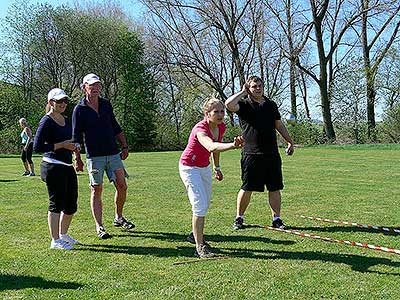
113, 230, 296, 246
76, 244, 195, 258
0, 274, 83, 291
75, 230, 399, 275
76, 241, 400, 275
76, 230, 294, 258
290, 225, 400, 236
0, 179, 18, 183
219, 247, 400, 275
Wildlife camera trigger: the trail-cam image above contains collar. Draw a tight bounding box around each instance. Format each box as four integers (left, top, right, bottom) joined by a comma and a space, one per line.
78, 96, 104, 106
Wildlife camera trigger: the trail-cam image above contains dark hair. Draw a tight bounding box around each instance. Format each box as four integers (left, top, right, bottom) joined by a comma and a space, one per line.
246, 76, 264, 86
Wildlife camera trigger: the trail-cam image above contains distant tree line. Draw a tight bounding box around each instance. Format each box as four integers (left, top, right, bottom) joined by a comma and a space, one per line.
1, 0, 400, 154
0, 1, 157, 153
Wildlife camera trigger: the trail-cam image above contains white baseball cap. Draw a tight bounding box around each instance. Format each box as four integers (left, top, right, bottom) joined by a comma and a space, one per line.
47, 88, 70, 101
82, 73, 101, 85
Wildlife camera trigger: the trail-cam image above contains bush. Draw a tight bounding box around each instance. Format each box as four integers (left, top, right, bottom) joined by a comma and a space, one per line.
224, 121, 324, 147
379, 104, 400, 143
284, 121, 324, 145
334, 122, 369, 144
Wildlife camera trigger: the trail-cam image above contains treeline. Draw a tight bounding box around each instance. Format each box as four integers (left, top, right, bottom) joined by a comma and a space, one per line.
0, 2, 157, 153
1, 1, 400, 154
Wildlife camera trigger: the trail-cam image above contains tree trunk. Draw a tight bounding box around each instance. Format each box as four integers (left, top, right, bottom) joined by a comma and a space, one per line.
319, 68, 336, 141
289, 57, 297, 116
366, 77, 377, 140
313, 5, 336, 141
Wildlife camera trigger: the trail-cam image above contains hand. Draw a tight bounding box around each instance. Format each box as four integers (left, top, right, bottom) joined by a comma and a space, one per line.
74, 143, 81, 153
215, 170, 223, 181
63, 140, 78, 151
241, 83, 249, 95
233, 135, 245, 148
120, 148, 129, 160
23, 146, 28, 152
285, 143, 294, 156
75, 159, 84, 172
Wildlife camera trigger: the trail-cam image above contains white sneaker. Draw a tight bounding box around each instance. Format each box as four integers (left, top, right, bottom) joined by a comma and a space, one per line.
50, 239, 74, 250
60, 234, 80, 245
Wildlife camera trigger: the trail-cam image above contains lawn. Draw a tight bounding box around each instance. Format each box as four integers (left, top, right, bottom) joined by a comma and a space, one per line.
1, 145, 400, 299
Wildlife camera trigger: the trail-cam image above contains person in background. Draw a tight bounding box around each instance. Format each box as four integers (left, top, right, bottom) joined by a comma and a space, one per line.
225, 75, 294, 231
19, 118, 35, 176
34, 88, 80, 250
72, 73, 134, 239
179, 97, 244, 258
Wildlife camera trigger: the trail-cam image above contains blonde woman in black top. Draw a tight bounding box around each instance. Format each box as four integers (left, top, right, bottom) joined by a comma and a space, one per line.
34, 88, 80, 250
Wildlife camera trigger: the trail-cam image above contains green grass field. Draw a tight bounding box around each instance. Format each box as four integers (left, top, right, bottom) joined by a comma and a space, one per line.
1, 145, 400, 299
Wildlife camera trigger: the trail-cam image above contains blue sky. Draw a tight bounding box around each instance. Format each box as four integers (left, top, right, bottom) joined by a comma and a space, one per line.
0, 0, 144, 21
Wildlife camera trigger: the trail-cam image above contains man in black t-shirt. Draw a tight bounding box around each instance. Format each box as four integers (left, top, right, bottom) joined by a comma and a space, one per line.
225, 76, 294, 230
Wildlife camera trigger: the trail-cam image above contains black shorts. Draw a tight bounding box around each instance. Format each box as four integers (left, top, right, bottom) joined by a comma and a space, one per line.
40, 161, 78, 215
241, 153, 283, 192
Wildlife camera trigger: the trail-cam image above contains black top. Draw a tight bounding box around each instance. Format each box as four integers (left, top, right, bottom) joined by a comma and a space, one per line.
33, 115, 73, 164
72, 97, 122, 158
236, 96, 281, 155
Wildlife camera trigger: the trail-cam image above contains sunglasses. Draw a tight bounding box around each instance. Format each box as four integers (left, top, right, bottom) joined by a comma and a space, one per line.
51, 97, 70, 104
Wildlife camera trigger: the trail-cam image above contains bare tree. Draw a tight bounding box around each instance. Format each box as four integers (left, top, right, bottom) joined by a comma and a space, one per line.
142, 0, 261, 123
265, 0, 312, 117
377, 47, 400, 109
331, 56, 366, 143
359, 0, 400, 141
297, 68, 312, 119
295, 0, 365, 141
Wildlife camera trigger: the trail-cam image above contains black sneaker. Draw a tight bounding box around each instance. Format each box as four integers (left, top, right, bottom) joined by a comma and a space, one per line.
97, 226, 112, 239
232, 217, 244, 230
22, 171, 30, 176
186, 232, 211, 249
195, 244, 215, 258
272, 218, 286, 229
113, 217, 135, 230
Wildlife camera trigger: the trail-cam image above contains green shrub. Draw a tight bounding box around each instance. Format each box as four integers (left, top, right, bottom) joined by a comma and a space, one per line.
379, 104, 400, 143
285, 121, 324, 145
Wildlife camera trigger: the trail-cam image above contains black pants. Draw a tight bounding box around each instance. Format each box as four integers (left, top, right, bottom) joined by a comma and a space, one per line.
40, 161, 78, 214
21, 142, 33, 164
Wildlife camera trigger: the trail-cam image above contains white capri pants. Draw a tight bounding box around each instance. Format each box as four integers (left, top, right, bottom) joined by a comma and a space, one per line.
179, 163, 212, 217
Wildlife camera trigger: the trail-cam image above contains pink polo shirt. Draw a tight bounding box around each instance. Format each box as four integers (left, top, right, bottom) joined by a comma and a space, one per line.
180, 118, 226, 167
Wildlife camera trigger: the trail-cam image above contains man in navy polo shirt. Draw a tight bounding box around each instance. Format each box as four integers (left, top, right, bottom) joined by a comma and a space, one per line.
72, 73, 135, 239
225, 75, 294, 230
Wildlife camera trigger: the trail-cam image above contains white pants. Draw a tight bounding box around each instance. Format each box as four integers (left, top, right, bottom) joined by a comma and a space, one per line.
179, 163, 212, 217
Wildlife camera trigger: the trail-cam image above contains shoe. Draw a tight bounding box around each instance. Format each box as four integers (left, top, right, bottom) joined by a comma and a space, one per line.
272, 218, 286, 229
113, 216, 135, 230
29, 172, 35, 176
22, 171, 30, 176
232, 217, 244, 230
97, 226, 112, 239
186, 232, 211, 249
50, 239, 74, 250
60, 234, 80, 245
195, 244, 215, 258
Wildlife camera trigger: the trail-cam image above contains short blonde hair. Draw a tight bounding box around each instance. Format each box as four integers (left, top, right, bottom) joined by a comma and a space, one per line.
19, 118, 27, 126
202, 97, 225, 114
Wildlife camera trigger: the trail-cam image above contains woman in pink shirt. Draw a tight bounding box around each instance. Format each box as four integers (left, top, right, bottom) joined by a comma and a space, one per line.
179, 97, 244, 258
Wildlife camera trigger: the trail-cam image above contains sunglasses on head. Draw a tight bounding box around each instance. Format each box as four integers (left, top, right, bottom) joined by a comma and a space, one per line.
51, 97, 70, 104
